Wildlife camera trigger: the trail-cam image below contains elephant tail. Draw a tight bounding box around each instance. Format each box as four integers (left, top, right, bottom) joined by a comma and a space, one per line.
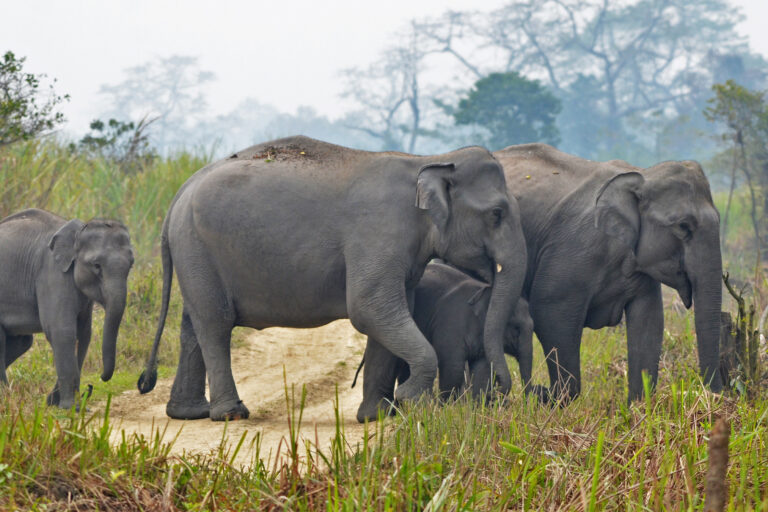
137, 214, 173, 394
351, 356, 365, 388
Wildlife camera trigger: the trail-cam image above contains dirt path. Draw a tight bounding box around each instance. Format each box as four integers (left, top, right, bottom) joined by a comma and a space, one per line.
105, 320, 371, 467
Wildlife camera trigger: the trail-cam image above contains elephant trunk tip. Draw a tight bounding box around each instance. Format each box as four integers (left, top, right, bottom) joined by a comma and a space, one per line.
101, 367, 114, 382
137, 367, 157, 394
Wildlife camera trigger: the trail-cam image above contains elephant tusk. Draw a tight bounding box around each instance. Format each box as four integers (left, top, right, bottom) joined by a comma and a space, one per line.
496, 263, 502, 273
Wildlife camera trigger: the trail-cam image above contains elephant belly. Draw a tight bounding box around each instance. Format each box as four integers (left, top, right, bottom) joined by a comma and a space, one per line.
225, 255, 349, 330
585, 302, 625, 329
0, 296, 41, 335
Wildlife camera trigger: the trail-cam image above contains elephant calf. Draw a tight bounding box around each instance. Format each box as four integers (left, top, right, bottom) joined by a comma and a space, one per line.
357, 262, 542, 420
0, 209, 133, 409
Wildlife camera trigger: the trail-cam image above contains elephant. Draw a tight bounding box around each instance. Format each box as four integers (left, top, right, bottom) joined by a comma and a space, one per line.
0, 208, 134, 409
355, 261, 539, 418
493, 144, 723, 402
137, 136, 527, 422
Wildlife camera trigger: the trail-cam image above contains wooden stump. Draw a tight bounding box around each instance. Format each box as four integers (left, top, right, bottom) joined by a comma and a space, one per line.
719, 312, 737, 389
703, 417, 730, 512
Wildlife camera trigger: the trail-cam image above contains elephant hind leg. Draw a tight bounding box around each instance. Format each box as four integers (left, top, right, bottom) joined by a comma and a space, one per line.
1, 334, 34, 384
167, 309, 211, 420
531, 302, 586, 405
184, 303, 248, 422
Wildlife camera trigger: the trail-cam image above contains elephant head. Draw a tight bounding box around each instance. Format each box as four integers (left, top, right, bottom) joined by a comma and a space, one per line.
469, 286, 534, 392
417, 148, 527, 393
49, 219, 134, 381
594, 161, 723, 392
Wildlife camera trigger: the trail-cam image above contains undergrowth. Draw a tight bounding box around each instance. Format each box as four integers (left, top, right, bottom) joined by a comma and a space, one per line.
0, 140, 766, 510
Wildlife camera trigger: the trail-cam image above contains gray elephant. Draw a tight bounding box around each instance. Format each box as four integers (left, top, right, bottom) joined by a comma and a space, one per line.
355, 262, 539, 419
494, 144, 723, 402
137, 136, 527, 422
0, 208, 134, 409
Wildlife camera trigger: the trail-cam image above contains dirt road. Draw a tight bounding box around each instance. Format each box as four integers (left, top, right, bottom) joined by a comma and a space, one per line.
105, 320, 372, 467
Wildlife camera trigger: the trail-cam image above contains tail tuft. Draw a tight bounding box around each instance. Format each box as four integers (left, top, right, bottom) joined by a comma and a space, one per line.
137, 368, 157, 394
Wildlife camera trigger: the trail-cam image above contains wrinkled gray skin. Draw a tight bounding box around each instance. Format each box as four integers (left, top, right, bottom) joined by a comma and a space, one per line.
494, 144, 723, 402
0, 209, 133, 409
138, 136, 526, 422
356, 262, 538, 419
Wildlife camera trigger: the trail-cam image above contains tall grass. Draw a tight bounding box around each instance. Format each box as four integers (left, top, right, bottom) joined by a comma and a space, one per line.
0, 139, 211, 401
1, 320, 766, 510
0, 140, 766, 510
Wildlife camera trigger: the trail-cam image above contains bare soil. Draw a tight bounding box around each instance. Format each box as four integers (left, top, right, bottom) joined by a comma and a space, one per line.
104, 320, 371, 467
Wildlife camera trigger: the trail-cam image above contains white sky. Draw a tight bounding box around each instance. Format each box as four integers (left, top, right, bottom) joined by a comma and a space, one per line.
3, 0, 767, 135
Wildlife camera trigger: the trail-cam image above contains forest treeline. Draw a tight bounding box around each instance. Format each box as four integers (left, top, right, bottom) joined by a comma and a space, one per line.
3, 0, 768, 278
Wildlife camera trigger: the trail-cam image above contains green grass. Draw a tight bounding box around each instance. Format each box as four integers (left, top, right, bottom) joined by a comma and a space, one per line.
1, 318, 766, 510
0, 140, 767, 510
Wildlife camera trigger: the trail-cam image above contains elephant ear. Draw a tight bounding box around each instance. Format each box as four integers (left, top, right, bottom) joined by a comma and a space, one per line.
594, 172, 645, 250
467, 284, 491, 319
416, 162, 455, 230
48, 219, 85, 272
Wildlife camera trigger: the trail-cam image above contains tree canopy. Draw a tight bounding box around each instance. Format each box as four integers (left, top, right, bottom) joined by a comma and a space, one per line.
453, 72, 561, 149
0, 51, 68, 147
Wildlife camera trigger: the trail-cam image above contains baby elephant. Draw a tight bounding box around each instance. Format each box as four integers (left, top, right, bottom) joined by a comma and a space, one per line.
0, 209, 134, 409
405, 262, 537, 399
356, 262, 541, 417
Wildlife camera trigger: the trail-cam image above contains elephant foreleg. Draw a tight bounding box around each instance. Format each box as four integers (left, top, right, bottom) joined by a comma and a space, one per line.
356, 337, 399, 423
47, 328, 80, 409
167, 309, 212, 420
625, 279, 663, 402
467, 357, 492, 401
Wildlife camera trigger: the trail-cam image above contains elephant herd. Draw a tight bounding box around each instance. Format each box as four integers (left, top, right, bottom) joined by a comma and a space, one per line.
0, 136, 724, 422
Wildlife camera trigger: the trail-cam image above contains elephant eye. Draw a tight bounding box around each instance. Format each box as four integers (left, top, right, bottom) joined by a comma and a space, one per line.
92, 262, 102, 274
678, 222, 693, 241
491, 207, 504, 227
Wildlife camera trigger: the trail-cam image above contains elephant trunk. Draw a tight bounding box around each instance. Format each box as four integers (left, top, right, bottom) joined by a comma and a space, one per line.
100, 281, 127, 382
484, 227, 527, 395
688, 227, 724, 392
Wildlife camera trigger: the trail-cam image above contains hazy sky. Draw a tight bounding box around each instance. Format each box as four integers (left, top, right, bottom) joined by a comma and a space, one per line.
4, 0, 768, 135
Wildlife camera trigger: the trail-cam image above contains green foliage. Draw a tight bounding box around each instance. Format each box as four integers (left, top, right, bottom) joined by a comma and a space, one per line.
0, 51, 69, 147
71, 117, 157, 174
705, 80, 768, 140
705, 80, 768, 270
1, 313, 766, 510
453, 72, 561, 149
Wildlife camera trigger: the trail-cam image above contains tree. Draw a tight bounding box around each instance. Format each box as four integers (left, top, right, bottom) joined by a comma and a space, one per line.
705, 80, 768, 275
0, 51, 68, 147
452, 72, 561, 149
415, 0, 763, 161
341, 22, 446, 153
73, 116, 157, 174
98, 55, 214, 151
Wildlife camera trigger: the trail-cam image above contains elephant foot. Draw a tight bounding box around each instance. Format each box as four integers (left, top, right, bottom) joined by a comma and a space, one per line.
210, 400, 249, 422
166, 398, 211, 420
356, 399, 396, 423
525, 384, 549, 404
46, 388, 61, 407
393, 375, 432, 402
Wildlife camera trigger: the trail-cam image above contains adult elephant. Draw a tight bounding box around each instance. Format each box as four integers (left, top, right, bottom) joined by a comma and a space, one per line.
0, 209, 134, 409
138, 136, 526, 422
494, 144, 723, 402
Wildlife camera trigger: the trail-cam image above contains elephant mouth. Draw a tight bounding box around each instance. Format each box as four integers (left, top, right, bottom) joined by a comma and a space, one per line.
448, 258, 495, 285
677, 271, 693, 309
459, 260, 494, 285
